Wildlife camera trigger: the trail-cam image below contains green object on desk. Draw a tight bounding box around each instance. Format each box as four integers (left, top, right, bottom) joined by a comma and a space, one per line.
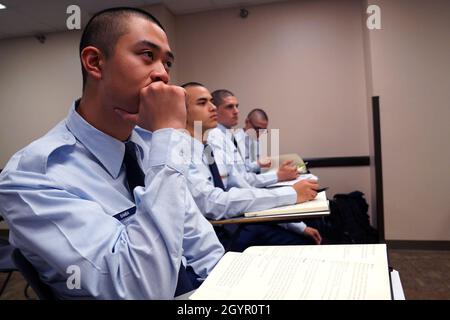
297, 163, 307, 174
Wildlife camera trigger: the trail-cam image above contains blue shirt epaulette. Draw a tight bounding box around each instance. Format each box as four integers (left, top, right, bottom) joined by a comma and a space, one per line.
17, 122, 76, 174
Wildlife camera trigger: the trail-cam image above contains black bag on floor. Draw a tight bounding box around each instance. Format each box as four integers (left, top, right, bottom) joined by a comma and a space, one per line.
322, 191, 379, 244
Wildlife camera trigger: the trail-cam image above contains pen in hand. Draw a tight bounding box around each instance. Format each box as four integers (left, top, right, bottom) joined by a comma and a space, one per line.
315, 187, 328, 193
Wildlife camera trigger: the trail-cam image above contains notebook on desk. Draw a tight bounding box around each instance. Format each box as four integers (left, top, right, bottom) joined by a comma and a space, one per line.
190, 243, 392, 300
244, 191, 329, 217
266, 173, 318, 188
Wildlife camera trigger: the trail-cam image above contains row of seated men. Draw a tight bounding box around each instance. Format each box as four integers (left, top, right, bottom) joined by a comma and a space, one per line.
181, 83, 324, 252
0, 7, 326, 299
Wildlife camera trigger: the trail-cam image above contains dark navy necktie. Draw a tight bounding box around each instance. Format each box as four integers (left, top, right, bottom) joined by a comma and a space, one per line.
123, 141, 195, 296
232, 135, 238, 149
123, 141, 145, 197
204, 144, 225, 191
232, 134, 244, 161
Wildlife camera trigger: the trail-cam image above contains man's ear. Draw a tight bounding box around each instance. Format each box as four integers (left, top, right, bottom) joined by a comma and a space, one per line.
80, 46, 104, 82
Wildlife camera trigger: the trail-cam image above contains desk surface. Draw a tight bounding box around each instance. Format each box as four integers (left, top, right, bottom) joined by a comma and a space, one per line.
210, 211, 329, 226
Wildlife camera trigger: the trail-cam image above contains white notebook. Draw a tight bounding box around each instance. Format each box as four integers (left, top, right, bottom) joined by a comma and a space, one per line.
190, 244, 392, 300
244, 191, 329, 217
266, 173, 318, 188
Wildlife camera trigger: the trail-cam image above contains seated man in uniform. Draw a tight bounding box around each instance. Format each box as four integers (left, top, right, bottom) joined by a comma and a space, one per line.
178, 82, 322, 251
0, 8, 224, 299
207, 89, 300, 189
235, 108, 272, 174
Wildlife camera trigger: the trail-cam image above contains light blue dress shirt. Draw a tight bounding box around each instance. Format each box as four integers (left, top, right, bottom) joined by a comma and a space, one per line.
0, 102, 224, 299
207, 124, 277, 188
182, 137, 297, 220
234, 128, 261, 173
177, 136, 306, 234
206, 125, 309, 234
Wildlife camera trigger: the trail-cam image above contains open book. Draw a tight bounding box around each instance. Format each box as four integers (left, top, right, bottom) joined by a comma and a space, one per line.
244, 191, 329, 217
190, 244, 392, 300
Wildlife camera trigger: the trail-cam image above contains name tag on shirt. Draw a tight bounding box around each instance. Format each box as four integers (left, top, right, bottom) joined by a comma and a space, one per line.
113, 206, 136, 221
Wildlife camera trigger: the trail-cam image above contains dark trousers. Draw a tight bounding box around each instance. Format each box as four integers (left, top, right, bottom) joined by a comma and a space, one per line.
214, 221, 322, 253
174, 264, 201, 297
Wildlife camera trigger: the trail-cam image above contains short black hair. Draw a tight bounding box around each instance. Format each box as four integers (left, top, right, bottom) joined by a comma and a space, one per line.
247, 108, 268, 121
180, 82, 205, 88
211, 89, 235, 107
79, 7, 164, 90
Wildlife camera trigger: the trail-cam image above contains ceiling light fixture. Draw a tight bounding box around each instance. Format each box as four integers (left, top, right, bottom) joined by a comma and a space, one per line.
0, 4, 7, 10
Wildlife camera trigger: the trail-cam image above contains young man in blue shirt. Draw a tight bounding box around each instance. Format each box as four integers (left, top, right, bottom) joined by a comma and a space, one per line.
0, 8, 223, 299
181, 82, 322, 251
235, 108, 272, 173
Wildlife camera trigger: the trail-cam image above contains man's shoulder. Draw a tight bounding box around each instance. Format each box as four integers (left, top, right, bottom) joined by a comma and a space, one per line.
206, 127, 224, 143
207, 127, 222, 135
234, 128, 246, 142
234, 128, 245, 136
12, 121, 76, 174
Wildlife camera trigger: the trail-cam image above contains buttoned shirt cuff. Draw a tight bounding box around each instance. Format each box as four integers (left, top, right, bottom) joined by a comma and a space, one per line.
249, 161, 261, 173
263, 171, 278, 185
270, 187, 297, 207
146, 128, 192, 174
288, 221, 308, 234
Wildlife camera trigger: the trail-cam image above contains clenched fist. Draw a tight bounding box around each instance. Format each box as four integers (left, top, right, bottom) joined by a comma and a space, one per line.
115, 82, 187, 132
276, 160, 298, 182
292, 179, 319, 203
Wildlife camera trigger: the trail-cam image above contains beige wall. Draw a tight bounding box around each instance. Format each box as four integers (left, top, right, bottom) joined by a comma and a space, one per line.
361, 0, 377, 229
0, 31, 83, 167
366, 0, 450, 240
176, 0, 370, 157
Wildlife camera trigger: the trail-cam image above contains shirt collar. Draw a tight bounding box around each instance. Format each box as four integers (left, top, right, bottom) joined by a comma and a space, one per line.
217, 123, 240, 140
190, 138, 206, 165
234, 128, 245, 139
65, 101, 145, 179
216, 123, 228, 134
